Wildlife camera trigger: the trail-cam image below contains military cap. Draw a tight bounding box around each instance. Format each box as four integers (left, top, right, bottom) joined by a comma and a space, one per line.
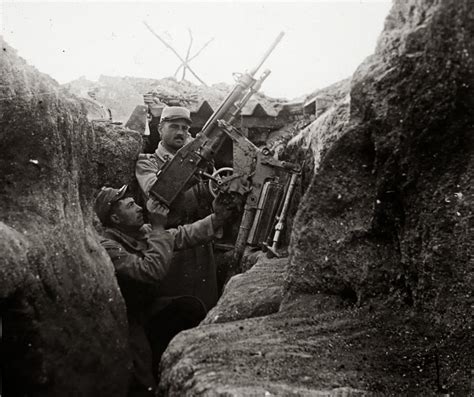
160, 106, 192, 124
94, 185, 128, 225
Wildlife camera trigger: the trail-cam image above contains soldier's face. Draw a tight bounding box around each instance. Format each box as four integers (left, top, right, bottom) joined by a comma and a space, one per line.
159, 120, 190, 152
110, 197, 144, 229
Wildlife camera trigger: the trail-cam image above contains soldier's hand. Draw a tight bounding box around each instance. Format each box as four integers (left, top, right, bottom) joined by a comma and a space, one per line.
212, 192, 243, 228
146, 198, 169, 230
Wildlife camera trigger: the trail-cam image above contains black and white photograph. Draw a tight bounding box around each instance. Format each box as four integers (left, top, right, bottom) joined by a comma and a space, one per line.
0, 0, 472, 396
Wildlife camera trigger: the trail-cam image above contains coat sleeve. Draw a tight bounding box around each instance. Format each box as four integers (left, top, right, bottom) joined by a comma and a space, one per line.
135, 156, 158, 197
101, 229, 175, 284
168, 214, 223, 251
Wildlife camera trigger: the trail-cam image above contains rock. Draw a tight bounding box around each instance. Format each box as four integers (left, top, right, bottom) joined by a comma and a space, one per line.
162, 293, 468, 396
203, 254, 287, 325
290, 0, 474, 316
0, 37, 141, 396
91, 120, 142, 188
159, 0, 473, 395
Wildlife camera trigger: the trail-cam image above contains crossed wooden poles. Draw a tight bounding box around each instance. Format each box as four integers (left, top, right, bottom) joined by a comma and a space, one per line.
143, 21, 213, 86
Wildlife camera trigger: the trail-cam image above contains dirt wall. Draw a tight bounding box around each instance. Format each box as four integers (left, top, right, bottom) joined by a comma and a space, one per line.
290, 0, 473, 328
0, 38, 142, 396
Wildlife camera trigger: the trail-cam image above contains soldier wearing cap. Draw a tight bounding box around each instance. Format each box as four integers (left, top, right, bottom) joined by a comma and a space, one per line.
135, 106, 218, 311
94, 185, 230, 396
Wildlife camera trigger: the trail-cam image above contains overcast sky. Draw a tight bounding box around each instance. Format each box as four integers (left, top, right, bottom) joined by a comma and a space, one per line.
1, 1, 392, 99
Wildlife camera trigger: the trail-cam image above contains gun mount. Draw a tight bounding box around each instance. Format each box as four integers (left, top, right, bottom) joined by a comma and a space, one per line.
215, 120, 300, 265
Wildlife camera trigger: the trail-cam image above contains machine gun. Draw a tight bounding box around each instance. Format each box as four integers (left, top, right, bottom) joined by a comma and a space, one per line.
149, 32, 300, 265
149, 32, 284, 205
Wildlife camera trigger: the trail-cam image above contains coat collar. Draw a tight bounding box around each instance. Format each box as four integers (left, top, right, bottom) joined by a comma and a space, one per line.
103, 227, 148, 253
154, 141, 175, 162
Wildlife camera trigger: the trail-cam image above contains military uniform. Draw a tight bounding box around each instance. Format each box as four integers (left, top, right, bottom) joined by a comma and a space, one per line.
135, 141, 218, 310
101, 215, 220, 395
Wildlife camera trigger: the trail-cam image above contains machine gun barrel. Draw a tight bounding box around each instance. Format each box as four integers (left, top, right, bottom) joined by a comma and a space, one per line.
200, 32, 284, 136
249, 31, 285, 76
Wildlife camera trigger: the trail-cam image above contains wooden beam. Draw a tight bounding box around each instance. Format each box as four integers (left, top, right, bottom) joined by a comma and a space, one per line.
143, 21, 208, 86
182, 28, 193, 81
174, 37, 214, 78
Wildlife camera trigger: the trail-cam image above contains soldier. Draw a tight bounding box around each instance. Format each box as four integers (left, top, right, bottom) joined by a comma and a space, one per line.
94, 185, 231, 396
135, 106, 219, 310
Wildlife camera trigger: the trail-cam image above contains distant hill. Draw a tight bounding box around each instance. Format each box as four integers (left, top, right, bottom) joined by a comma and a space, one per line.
63, 75, 144, 123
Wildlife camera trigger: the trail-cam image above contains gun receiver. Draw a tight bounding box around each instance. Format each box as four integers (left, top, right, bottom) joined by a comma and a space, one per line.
149, 32, 285, 206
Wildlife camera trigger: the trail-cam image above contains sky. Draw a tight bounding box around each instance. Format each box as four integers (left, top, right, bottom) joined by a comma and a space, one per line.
0, 1, 392, 99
